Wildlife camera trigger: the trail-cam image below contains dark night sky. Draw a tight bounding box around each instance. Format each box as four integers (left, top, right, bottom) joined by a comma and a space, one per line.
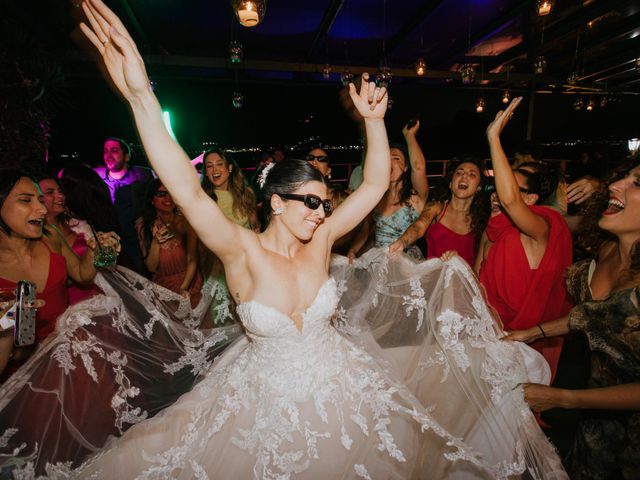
50, 74, 637, 168
6, 0, 638, 171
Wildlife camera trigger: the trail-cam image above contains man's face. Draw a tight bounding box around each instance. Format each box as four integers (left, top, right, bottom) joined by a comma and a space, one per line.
103, 140, 128, 173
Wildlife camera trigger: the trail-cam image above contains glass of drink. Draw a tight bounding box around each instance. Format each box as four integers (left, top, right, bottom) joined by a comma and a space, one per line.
94, 245, 118, 268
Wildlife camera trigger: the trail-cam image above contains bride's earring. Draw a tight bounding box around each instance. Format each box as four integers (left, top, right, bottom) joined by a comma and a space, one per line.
274, 207, 284, 215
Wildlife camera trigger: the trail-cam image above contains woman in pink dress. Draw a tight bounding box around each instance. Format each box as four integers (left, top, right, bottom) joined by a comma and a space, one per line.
137, 178, 202, 307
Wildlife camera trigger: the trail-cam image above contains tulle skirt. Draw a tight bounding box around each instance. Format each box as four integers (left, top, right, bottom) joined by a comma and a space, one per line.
0, 267, 241, 476
1, 250, 567, 479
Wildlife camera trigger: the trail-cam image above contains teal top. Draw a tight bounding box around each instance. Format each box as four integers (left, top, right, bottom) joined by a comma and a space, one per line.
373, 205, 420, 248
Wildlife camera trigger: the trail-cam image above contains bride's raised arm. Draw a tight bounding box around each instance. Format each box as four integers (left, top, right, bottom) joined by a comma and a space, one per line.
326, 74, 390, 242
80, 0, 246, 262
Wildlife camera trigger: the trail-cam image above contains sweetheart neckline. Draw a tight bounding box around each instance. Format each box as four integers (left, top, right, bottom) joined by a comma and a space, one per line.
237, 277, 336, 333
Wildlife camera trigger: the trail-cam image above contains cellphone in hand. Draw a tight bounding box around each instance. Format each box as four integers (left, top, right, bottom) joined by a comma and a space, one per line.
406, 118, 418, 129
14, 280, 36, 347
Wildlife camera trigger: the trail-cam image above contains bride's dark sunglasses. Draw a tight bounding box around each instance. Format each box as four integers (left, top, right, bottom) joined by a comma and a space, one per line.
279, 193, 333, 214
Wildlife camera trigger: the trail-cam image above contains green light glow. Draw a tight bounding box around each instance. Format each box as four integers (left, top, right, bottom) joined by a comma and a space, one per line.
162, 111, 176, 140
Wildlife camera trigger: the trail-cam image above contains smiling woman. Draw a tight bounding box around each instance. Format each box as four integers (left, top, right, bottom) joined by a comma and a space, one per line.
0, 169, 104, 378
137, 178, 202, 307
504, 160, 640, 479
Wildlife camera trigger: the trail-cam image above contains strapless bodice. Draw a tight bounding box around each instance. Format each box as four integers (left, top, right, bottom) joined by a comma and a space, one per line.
235, 278, 341, 399
237, 277, 338, 340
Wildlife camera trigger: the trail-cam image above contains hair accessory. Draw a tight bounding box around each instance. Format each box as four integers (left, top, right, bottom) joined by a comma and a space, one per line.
273, 207, 283, 215
258, 162, 276, 189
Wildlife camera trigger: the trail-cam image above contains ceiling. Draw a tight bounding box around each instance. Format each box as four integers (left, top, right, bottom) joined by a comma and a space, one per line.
3, 0, 640, 165
46, 0, 639, 94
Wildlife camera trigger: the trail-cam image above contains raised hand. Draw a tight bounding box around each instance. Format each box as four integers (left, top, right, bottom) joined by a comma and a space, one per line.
80, 0, 151, 101
402, 119, 420, 137
486, 97, 522, 140
348, 73, 388, 120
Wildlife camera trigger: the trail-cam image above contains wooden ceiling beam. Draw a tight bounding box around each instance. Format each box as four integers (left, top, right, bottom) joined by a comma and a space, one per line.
307, 0, 346, 59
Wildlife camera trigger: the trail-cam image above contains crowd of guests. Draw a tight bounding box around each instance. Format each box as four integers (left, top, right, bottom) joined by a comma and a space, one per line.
1, 97, 638, 477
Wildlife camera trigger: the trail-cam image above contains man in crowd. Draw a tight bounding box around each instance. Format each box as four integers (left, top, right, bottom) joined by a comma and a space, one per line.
95, 137, 152, 275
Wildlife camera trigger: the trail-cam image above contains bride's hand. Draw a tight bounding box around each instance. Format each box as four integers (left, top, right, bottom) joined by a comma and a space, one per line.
79, 0, 151, 102
348, 73, 388, 120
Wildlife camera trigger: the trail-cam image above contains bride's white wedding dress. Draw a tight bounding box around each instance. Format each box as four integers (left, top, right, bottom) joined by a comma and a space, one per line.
70, 250, 567, 479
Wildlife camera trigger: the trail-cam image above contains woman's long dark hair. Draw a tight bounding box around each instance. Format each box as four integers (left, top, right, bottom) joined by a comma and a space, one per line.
389, 143, 414, 206
59, 165, 120, 233
514, 162, 560, 206
574, 159, 640, 274
445, 157, 491, 253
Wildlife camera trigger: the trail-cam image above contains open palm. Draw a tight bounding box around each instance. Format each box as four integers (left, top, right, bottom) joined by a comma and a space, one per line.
486, 96, 522, 139
80, 0, 151, 101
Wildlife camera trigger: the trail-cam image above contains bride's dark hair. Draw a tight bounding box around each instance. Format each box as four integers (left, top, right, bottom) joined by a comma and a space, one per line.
261, 159, 328, 225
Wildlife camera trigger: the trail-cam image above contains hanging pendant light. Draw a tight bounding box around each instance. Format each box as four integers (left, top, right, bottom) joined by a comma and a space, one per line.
628, 138, 640, 154
502, 90, 511, 104
340, 70, 354, 87
537, 0, 554, 16
475, 97, 486, 113
229, 41, 243, 63
460, 64, 476, 84
573, 98, 584, 110
586, 99, 595, 111
415, 58, 427, 76
322, 64, 332, 80
567, 72, 579, 85
232, 91, 244, 108
534, 55, 547, 74
599, 96, 608, 108
376, 66, 393, 88
232, 0, 266, 27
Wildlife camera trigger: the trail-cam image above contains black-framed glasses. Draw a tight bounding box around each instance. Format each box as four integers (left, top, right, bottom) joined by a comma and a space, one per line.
154, 190, 171, 198
279, 193, 333, 214
518, 187, 529, 193
306, 154, 329, 163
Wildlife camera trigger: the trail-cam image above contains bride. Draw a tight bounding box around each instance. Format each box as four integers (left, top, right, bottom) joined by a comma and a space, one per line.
8, 1, 568, 478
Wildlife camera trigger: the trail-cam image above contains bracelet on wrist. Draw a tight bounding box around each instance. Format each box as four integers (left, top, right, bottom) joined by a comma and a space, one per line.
537, 324, 547, 339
